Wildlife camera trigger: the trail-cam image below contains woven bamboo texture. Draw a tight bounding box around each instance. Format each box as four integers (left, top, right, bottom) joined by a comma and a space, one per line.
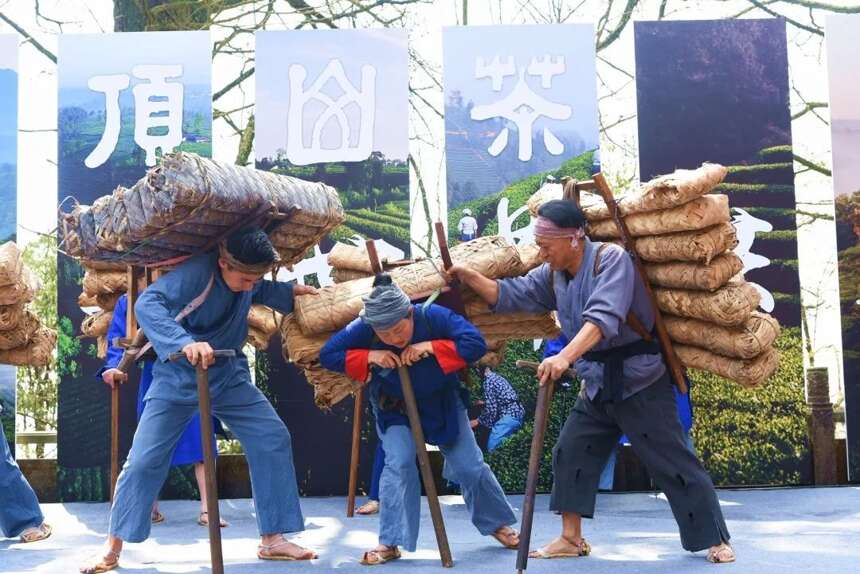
589, 194, 730, 239
0, 327, 56, 367
60, 152, 344, 267
676, 344, 779, 388
643, 252, 744, 291
0, 310, 39, 351
654, 278, 760, 327
665, 311, 780, 360
631, 223, 738, 264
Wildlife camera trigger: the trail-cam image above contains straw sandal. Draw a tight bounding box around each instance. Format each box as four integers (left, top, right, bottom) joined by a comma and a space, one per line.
257, 536, 317, 561
150, 509, 165, 524
707, 543, 736, 564
529, 537, 591, 559
360, 546, 402, 566
491, 527, 519, 549
197, 511, 228, 527
356, 500, 380, 515
79, 549, 120, 574
19, 523, 52, 543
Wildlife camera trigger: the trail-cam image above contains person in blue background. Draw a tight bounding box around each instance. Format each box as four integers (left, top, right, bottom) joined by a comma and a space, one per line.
99, 289, 226, 528
1, 404, 52, 543
472, 366, 524, 452
321, 274, 518, 565
457, 208, 478, 241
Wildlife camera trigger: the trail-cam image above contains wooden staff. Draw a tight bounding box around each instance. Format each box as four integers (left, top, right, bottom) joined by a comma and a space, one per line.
433, 222, 472, 389
345, 240, 385, 517
109, 266, 143, 500
168, 349, 235, 574
398, 365, 454, 567
513, 360, 569, 574
588, 174, 687, 394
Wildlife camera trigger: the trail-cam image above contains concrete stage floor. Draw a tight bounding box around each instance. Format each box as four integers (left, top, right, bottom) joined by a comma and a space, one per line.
2, 487, 858, 573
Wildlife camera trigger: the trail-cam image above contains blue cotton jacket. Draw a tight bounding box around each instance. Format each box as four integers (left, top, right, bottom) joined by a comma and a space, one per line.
319, 304, 486, 445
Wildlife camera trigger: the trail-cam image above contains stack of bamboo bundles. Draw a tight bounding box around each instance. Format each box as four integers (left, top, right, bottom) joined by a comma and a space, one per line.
282, 236, 556, 408
59, 152, 344, 267
247, 304, 284, 351
77, 262, 127, 359
0, 242, 56, 367
528, 163, 779, 388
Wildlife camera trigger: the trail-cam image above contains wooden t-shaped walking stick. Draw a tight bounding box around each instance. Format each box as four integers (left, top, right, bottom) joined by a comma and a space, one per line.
345, 240, 385, 518
513, 360, 575, 574
168, 349, 235, 574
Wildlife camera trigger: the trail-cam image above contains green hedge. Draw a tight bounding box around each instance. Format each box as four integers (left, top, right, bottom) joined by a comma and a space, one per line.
483, 339, 582, 493
690, 327, 810, 486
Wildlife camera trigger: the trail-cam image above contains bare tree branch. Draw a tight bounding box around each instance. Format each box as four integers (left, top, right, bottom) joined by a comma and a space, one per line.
794, 153, 832, 176
748, 0, 823, 36
792, 101, 828, 121
597, 0, 638, 51
213, 65, 255, 101
0, 11, 57, 63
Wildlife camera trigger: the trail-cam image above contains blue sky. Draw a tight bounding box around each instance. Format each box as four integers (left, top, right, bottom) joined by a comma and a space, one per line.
58, 32, 211, 89
255, 29, 409, 161
443, 23, 599, 149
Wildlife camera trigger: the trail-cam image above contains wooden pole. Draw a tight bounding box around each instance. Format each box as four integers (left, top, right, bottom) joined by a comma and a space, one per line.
589, 174, 688, 394
347, 240, 385, 517
111, 266, 142, 500
514, 360, 560, 574
807, 367, 837, 485
398, 365, 454, 567
169, 350, 235, 574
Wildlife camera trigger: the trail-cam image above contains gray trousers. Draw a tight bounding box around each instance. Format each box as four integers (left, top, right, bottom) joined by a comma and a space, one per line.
550, 372, 730, 552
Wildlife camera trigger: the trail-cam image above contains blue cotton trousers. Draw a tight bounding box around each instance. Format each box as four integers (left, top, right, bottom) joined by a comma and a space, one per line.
1, 424, 43, 538
109, 381, 304, 542
376, 407, 516, 551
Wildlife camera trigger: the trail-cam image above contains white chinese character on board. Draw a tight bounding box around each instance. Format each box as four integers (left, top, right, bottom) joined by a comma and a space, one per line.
85, 65, 184, 169
731, 207, 775, 312
496, 197, 535, 246
287, 59, 376, 165
471, 55, 571, 162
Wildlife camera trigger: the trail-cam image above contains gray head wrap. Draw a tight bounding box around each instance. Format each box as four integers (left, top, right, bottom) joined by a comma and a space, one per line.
360, 282, 411, 330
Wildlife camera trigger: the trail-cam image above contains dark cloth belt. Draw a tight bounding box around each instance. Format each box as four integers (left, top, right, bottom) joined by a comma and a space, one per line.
584, 338, 661, 404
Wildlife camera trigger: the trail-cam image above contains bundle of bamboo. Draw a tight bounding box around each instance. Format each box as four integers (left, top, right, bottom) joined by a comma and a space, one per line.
60, 152, 344, 267
0, 242, 56, 367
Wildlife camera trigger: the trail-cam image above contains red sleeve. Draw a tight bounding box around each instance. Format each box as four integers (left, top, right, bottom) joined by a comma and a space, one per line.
431, 339, 467, 374
345, 349, 370, 382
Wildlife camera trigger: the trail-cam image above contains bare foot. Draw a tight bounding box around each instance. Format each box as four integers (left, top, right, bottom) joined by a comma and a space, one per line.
707, 542, 736, 563
492, 526, 520, 549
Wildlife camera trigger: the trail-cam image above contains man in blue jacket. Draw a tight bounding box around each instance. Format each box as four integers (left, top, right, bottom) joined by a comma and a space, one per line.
80, 227, 317, 574
320, 274, 518, 565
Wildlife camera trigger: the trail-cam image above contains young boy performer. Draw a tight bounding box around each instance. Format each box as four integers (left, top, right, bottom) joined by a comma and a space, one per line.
80, 227, 318, 573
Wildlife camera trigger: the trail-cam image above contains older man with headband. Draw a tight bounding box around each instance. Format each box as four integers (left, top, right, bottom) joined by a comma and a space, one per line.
320, 274, 519, 565
448, 199, 735, 564
81, 226, 318, 574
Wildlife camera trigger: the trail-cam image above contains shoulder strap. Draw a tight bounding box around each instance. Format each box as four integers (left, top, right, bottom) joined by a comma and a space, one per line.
136, 273, 215, 358
591, 243, 653, 342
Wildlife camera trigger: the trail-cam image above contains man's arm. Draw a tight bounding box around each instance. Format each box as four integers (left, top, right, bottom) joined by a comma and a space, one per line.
448, 264, 500, 306
449, 262, 555, 313
253, 280, 317, 315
